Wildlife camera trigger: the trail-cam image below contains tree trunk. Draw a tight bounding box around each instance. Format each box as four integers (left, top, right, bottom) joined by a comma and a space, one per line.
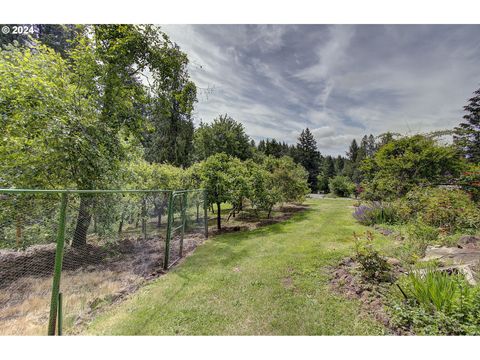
72, 195, 92, 248
118, 212, 124, 234
216, 202, 221, 230
141, 197, 147, 237
196, 203, 200, 223
267, 206, 273, 219
16, 216, 22, 248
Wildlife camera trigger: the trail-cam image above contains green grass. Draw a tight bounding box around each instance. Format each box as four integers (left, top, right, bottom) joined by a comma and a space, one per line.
85, 198, 389, 335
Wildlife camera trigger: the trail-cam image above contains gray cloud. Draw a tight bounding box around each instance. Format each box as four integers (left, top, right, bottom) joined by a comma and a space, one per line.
160, 24, 480, 156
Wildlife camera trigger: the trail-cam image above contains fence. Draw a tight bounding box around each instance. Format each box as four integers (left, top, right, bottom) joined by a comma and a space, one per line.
0, 188, 208, 335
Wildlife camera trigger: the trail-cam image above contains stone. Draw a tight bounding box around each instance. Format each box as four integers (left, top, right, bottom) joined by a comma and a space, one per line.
386, 257, 401, 266
422, 246, 480, 266
458, 235, 480, 249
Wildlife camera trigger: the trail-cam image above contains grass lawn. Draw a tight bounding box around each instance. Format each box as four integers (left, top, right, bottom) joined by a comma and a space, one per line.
85, 198, 389, 335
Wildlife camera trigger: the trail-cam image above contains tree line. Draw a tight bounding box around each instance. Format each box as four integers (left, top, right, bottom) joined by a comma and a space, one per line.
1, 25, 479, 247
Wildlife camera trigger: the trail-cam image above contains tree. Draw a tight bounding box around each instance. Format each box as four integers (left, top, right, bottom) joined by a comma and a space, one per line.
193, 114, 252, 161
295, 128, 321, 191
257, 138, 291, 158
263, 156, 309, 203
455, 87, 480, 163
367, 134, 376, 157
334, 155, 346, 175
198, 153, 240, 230
0, 25, 198, 247
142, 41, 197, 167
361, 134, 466, 200
0, 24, 82, 57
318, 156, 336, 193
0, 44, 76, 189
329, 176, 356, 197
245, 161, 281, 218
346, 139, 360, 163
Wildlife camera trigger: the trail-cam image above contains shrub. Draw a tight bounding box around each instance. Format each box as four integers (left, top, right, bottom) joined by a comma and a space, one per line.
353, 201, 398, 226
360, 134, 466, 201
329, 176, 355, 197
402, 187, 480, 233
389, 268, 480, 335
353, 231, 392, 282
395, 222, 440, 263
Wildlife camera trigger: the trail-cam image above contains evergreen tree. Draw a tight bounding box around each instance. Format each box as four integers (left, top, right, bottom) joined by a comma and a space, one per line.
455, 87, 480, 163
346, 139, 359, 162
367, 134, 376, 157
318, 156, 336, 193
295, 128, 321, 191
334, 155, 345, 174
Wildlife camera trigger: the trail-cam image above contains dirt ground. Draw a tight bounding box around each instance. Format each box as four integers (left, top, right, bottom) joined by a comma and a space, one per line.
329, 257, 406, 335
0, 232, 204, 335
209, 203, 309, 235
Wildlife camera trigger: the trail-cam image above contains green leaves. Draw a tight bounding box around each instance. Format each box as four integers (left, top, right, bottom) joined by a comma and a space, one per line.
361, 134, 466, 200
193, 115, 253, 162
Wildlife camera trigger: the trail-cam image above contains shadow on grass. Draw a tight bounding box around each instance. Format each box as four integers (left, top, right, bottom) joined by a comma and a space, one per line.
181, 208, 313, 272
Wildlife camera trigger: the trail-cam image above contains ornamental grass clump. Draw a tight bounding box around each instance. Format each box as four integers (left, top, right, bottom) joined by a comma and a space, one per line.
390, 266, 480, 335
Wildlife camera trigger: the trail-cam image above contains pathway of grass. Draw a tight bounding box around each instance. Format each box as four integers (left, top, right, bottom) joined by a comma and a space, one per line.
86, 198, 388, 335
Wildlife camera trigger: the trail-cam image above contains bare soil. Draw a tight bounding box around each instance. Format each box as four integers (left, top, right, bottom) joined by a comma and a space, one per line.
329, 257, 406, 335
210, 203, 308, 235
0, 232, 205, 335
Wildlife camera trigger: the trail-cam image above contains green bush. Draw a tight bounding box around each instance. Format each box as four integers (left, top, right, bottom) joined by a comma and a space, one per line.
400, 187, 480, 233
396, 222, 441, 263
354, 231, 392, 282
389, 268, 480, 335
329, 176, 355, 197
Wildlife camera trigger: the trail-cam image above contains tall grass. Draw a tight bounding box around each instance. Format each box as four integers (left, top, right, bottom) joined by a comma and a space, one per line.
401, 267, 461, 312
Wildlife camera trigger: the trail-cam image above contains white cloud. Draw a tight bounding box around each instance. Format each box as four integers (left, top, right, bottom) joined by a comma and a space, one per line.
160, 24, 480, 155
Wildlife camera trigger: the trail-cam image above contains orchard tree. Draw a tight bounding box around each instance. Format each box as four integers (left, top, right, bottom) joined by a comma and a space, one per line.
245, 161, 280, 218
455, 87, 480, 163
263, 156, 309, 203
198, 153, 239, 230
295, 128, 321, 191
193, 114, 253, 161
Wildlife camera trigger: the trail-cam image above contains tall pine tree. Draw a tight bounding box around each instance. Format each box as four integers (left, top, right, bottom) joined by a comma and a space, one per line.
295, 128, 321, 191
455, 87, 480, 163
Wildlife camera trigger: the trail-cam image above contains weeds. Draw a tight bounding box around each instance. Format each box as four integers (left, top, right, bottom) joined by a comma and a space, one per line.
353, 231, 392, 282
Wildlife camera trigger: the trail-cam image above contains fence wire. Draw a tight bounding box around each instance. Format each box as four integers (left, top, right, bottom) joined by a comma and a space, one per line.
0, 189, 207, 335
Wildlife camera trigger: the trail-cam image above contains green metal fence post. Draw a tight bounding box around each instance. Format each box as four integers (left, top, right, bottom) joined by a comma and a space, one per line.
57, 292, 63, 336
47, 192, 68, 336
203, 190, 208, 239
163, 191, 174, 270
179, 192, 187, 258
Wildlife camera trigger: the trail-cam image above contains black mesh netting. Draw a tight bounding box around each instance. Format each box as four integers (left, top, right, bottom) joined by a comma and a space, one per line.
0, 190, 207, 335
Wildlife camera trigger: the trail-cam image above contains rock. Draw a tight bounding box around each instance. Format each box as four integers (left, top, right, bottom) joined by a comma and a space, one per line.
386, 257, 401, 266
422, 246, 480, 266
420, 246, 480, 285
458, 235, 480, 249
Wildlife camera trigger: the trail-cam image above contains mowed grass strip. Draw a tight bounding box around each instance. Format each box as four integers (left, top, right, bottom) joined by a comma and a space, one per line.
86, 198, 387, 335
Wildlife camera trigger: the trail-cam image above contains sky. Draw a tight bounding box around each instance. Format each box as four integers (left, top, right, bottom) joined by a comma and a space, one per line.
160, 25, 480, 156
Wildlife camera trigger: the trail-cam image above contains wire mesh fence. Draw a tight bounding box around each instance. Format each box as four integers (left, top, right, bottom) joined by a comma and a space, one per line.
0, 189, 207, 335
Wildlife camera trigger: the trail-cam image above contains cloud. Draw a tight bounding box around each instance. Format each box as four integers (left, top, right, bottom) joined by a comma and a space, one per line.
160, 24, 480, 155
